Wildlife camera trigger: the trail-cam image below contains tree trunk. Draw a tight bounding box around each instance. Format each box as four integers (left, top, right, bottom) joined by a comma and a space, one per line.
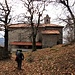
3, 26, 9, 59
32, 33, 36, 51
5, 27, 8, 51
66, 6, 75, 40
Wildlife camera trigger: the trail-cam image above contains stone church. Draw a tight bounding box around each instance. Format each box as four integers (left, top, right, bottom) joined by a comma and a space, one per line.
8, 15, 63, 51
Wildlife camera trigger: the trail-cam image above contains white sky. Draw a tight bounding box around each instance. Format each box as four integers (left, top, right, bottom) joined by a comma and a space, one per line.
11, 0, 74, 25
0, 0, 75, 38
0, 0, 64, 24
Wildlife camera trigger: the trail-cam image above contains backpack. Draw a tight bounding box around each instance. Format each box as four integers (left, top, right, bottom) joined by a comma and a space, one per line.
16, 51, 24, 61
15, 50, 21, 61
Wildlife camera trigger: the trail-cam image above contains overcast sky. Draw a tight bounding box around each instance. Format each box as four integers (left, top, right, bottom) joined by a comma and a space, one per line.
0, 0, 67, 24
0, 0, 75, 38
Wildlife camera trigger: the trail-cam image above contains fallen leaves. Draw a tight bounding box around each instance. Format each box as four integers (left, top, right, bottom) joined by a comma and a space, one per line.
0, 44, 75, 75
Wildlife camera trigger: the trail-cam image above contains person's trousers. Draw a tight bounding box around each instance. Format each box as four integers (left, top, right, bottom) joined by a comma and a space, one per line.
17, 61, 22, 70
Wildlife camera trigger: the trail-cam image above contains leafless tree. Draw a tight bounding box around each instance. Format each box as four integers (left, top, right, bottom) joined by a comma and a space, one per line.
55, 15, 74, 43
55, 0, 75, 42
0, 0, 11, 58
20, 0, 50, 51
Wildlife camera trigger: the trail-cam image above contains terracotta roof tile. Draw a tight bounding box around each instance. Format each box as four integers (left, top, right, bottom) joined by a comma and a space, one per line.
9, 23, 64, 28
41, 30, 60, 34
40, 24, 62, 27
10, 42, 42, 46
9, 24, 30, 28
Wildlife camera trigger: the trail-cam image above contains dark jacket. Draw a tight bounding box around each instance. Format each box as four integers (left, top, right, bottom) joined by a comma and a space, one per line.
15, 52, 24, 61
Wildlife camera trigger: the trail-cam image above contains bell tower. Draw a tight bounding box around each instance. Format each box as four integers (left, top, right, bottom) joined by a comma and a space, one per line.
44, 15, 50, 24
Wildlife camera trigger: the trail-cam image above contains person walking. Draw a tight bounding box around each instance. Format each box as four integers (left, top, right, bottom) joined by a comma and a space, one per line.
15, 50, 24, 70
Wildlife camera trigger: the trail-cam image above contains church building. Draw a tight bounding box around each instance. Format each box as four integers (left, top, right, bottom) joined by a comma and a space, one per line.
8, 15, 63, 51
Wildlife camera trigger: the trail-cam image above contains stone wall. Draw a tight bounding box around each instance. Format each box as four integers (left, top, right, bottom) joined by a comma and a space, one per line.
42, 34, 59, 48
8, 27, 42, 50
8, 26, 63, 50
45, 26, 63, 43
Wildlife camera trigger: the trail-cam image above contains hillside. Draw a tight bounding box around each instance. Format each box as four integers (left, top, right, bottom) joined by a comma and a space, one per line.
0, 43, 75, 75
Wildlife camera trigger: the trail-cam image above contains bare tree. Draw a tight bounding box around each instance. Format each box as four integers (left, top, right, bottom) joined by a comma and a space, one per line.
55, 0, 75, 42
55, 15, 74, 43
0, 0, 11, 58
20, 0, 49, 51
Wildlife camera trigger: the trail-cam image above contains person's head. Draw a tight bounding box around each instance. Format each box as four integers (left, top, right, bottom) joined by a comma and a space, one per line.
20, 50, 22, 52
16, 50, 22, 54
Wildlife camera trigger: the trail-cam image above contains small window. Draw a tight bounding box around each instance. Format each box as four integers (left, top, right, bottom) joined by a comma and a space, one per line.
46, 19, 48, 22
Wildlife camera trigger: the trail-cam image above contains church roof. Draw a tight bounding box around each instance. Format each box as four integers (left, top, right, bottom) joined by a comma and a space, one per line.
10, 42, 42, 46
40, 24, 63, 28
9, 23, 30, 28
41, 30, 60, 35
9, 23, 63, 28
